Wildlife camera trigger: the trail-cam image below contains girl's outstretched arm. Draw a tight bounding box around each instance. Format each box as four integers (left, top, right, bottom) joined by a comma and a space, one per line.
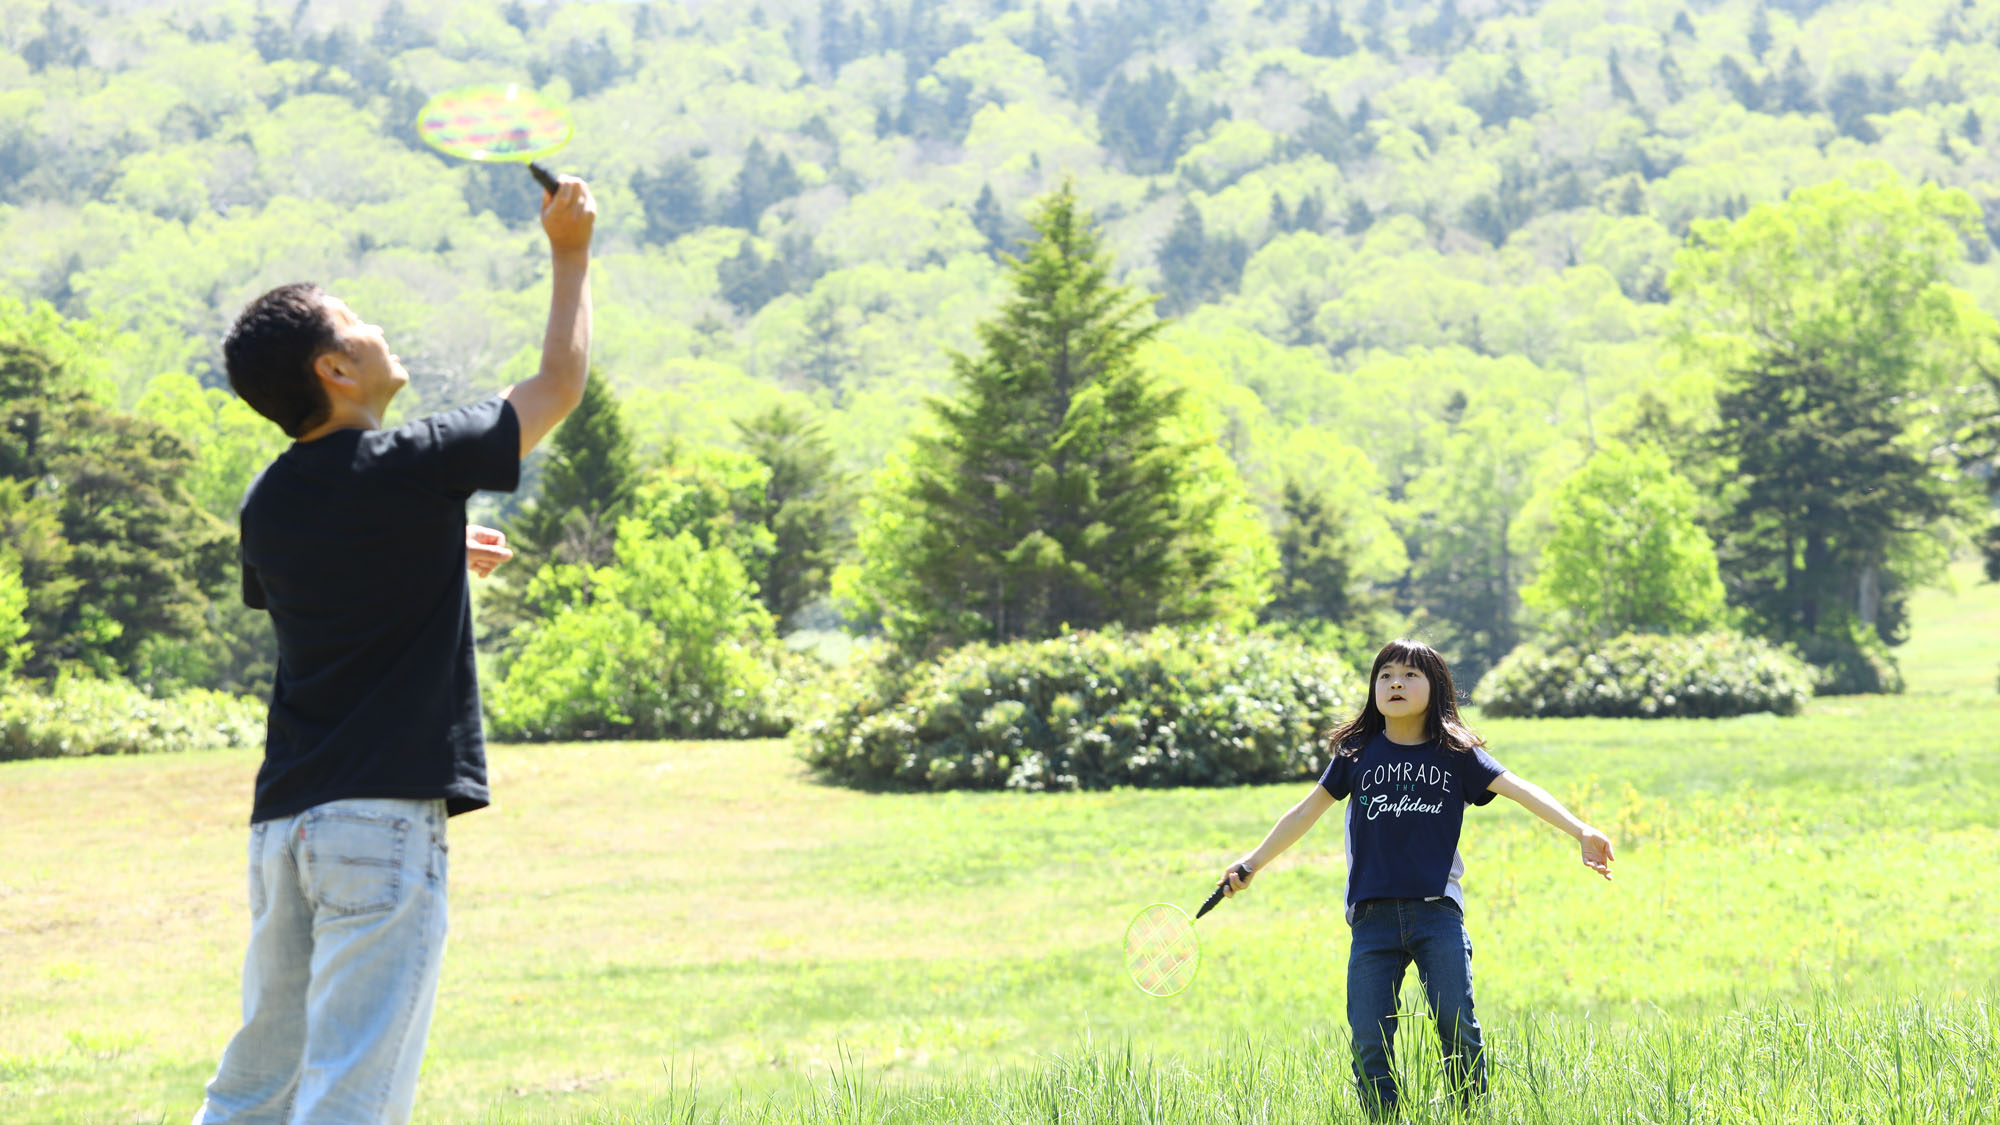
1219, 784, 1337, 897
1488, 772, 1615, 880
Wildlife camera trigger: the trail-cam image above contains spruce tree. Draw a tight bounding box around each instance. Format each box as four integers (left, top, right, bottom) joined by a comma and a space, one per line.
1710, 346, 1955, 643
509, 371, 636, 570
890, 182, 1238, 646
1261, 479, 1356, 624
735, 405, 850, 628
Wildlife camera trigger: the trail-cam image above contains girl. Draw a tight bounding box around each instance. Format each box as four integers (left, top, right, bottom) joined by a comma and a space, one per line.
1216, 638, 1613, 1117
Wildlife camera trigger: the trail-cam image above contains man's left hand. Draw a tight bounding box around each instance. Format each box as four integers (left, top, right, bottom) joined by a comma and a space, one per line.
468, 525, 513, 578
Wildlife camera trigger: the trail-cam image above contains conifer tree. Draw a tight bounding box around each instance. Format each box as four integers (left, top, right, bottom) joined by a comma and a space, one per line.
1261, 479, 1357, 624
870, 183, 1254, 646
509, 371, 637, 570
735, 405, 851, 628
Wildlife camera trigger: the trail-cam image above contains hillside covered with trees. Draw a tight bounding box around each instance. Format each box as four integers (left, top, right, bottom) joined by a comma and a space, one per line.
2, 0, 1998, 721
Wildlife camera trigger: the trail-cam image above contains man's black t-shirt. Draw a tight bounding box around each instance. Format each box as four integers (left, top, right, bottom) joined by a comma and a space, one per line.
239, 397, 520, 824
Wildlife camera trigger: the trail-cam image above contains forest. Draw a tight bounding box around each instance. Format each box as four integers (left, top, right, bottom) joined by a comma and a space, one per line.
2, 0, 1998, 728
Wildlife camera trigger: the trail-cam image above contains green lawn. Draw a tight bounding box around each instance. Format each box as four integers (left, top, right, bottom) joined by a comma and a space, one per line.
2, 565, 1996, 1123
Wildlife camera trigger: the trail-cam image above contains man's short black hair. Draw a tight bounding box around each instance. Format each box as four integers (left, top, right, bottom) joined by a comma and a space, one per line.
224, 283, 340, 438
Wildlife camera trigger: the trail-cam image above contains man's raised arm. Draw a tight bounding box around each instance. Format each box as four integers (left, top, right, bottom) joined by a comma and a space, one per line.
500, 176, 596, 458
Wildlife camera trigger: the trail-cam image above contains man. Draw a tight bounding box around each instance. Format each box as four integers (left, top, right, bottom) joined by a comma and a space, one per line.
194, 176, 596, 1124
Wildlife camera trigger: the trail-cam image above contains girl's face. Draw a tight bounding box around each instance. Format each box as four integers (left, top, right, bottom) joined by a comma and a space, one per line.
1374, 661, 1431, 720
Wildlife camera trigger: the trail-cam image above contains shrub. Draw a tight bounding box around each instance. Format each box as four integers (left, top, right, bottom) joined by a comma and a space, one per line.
796, 628, 1358, 791
1790, 619, 1904, 696
1474, 632, 1814, 719
0, 674, 264, 760
486, 523, 796, 741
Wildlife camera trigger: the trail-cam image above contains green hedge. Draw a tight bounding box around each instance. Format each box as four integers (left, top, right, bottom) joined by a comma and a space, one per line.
0, 675, 264, 760
1474, 632, 1815, 719
796, 629, 1358, 791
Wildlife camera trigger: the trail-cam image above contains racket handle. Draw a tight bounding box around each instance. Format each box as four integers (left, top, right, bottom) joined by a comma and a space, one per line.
528, 162, 560, 195
1196, 863, 1252, 919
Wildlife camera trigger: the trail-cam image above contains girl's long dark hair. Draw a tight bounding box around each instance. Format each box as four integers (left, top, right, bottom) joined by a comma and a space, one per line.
1324, 638, 1486, 757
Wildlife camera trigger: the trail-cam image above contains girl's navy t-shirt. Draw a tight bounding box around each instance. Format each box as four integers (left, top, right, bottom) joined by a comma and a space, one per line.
1318, 733, 1507, 920
238, 397, 520, 824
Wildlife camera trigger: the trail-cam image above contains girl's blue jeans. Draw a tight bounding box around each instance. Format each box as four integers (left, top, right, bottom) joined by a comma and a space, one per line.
195, 798, 450, 1125
1347, 897, 1486, 1116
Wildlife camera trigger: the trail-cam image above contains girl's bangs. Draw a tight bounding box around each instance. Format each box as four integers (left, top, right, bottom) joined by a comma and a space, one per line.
1374, 638, 1442, 674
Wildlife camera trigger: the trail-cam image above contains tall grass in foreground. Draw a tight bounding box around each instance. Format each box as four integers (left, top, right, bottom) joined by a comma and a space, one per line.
518, 996, 1997, 1125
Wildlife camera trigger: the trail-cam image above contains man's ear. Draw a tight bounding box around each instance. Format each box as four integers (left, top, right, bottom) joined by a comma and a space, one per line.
313, 348, 356, 400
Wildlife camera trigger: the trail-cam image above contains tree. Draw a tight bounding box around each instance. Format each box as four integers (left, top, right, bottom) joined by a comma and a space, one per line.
0, 340, 228, 678
794, 296, 855, 401
1672, 174, 1986, 657
971, 183, 1013, 257
736, 405, 851, 628
851, 182, 1271, 647
0, 551, 29, 679
487, 519, 780, 740
509, 372, 638, 571
1261, 478, 1358, 624
633, 155, 708, 244
1521, 443, 1726, 638
718, 239, 789, 315
1746, 5, 1772, 59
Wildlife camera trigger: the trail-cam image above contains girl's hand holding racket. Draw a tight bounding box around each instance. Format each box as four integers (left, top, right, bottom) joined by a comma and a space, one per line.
541, 177, 596, 258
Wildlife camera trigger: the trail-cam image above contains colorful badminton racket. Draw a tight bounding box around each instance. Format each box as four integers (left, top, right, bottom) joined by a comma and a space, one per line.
1123, 863, 1250, 998
415, 83, 572, 195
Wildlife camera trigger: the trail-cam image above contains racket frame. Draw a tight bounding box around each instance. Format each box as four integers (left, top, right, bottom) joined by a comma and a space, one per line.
1124, 901, 1203, 998
414, 83, 572, 196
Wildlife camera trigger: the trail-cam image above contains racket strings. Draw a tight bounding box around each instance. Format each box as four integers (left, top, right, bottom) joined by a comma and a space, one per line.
1125, 905, 1200, 996
417, 86, 571, 161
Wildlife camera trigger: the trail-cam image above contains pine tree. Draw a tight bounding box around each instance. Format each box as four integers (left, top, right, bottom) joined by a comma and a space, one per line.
971, 183, 1010, 257
0, 340, 228, 677
1772, 47, 1817, 113
633, 155, 708, 245
1711, 346, 1956, 642
1747, 5, 1772, 59
508, 372, 637, 571
1261, 479, 1356, 624
887, 183, 1243, 645
1607, 49, 1637, 103
1158, 200, 1209, 310
726, 140, 777, 228
797, 296, 854, 401
735, 405, 851, 627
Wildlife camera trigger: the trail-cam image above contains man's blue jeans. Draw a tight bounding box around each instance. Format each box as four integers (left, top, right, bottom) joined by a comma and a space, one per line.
195, 798, 450, 1125
1347, 897, 1485, 1116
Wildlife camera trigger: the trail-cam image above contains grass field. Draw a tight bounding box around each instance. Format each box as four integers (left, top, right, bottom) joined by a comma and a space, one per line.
3, 565, 1997, 1123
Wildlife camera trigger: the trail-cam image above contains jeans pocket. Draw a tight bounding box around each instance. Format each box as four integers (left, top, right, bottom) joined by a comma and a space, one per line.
302, 808, 410, 917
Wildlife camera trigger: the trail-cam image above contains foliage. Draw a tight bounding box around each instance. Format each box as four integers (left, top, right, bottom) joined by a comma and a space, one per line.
0, 672, 262, 760
4, 0, 2000, 708
1260, 477, 1364, 627
1791, 617, 1906, 697
0, 338, 231, 679
734, 403, 852, 629
1521, 443, 1727, 639
796, 628, 1357, 791
1475, 632, 1815, 719
486, 518, 790, 741
1673, 175, 1987, 661
847, 184, 1274, 649
0, 551, 28, 678
509, 372, 639, 571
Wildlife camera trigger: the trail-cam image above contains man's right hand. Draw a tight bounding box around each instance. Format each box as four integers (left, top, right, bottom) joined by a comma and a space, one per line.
541, 176, 596, 257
